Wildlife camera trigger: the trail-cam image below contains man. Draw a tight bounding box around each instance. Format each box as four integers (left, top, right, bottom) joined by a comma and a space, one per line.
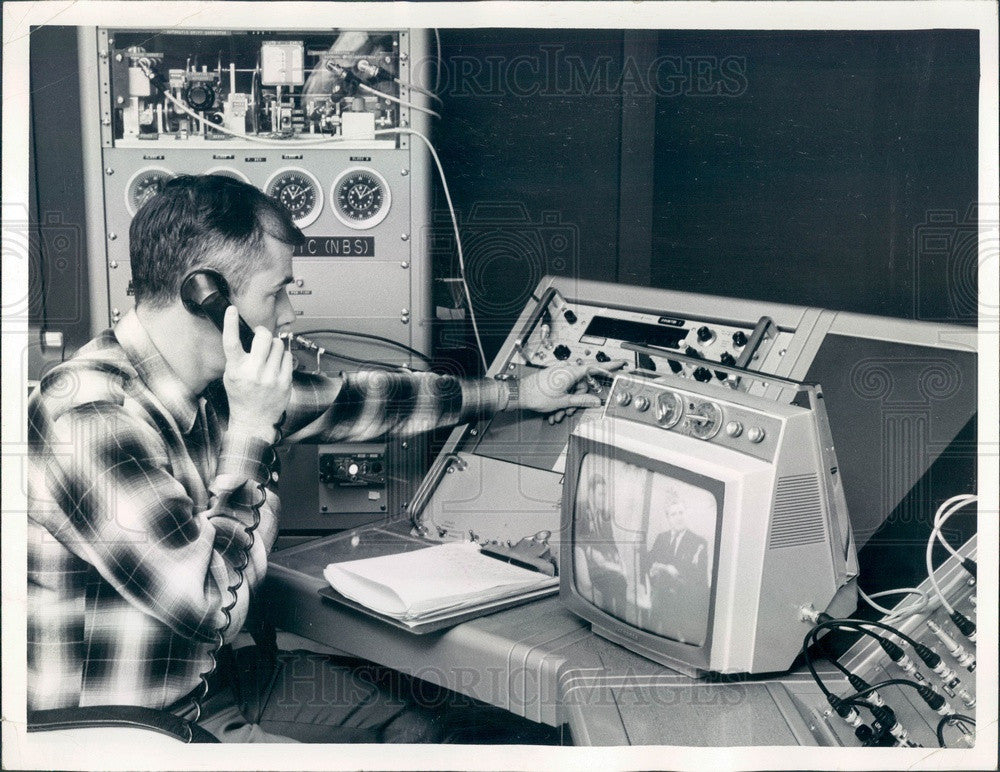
572, 472, 626, 617
27, 174, 618, 742
640, 493, 710, 644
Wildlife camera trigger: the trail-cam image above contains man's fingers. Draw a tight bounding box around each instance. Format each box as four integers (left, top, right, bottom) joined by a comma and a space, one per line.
279, 349, 294, 383
263, 337, 285, 378
246, 325, 272, 370
222, 306, 243, 360
585, 361, 627, 380
566, 394, 603, 409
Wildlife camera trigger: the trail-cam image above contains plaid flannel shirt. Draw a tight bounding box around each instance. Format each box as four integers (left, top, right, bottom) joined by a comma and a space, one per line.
27, 310, 504, 711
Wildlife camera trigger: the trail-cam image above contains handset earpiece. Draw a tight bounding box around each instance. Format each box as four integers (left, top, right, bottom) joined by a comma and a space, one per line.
180, 269, 256, 353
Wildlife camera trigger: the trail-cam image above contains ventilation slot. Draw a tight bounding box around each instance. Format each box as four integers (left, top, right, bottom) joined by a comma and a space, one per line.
768, 474, 826, 549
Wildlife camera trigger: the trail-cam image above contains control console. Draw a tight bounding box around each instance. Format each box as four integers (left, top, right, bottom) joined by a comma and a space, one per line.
604, 373, 786, 462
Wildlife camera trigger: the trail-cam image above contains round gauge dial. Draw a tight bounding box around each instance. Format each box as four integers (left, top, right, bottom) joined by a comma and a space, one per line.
655, 390, 685, 429
125, 167, 174, 216
205, 166, 250, 184
264, 168, 323, 228
331, 167, 391, 229
688, 400, 724, 440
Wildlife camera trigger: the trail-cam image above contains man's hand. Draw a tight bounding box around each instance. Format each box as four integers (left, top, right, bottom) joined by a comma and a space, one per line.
517, 361, 627, 424
222, 307, 293, 434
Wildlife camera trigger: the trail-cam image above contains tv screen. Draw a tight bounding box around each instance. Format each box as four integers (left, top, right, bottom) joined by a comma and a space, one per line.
572, 453, 718, 646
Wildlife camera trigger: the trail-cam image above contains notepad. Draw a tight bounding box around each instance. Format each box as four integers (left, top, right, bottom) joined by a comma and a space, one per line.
322, 542, 558, 625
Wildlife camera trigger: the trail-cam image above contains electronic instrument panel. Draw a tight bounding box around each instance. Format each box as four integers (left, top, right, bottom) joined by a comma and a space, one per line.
407, 276, 975, 564
79, 26, 436, 532
410, 279, 815, 554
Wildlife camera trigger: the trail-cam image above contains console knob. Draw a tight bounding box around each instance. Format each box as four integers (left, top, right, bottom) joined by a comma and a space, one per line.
563, 309, 578, 324
725, 420, 743, 438
668, 359, 683, 374
615, 391, 632, 407
720, 352, 736, 366
693, 367, 712, 383
696, 326, 714, 343
634, 396, 650, 412
747, 426, 766, 443
733, 331, 748, 347
553, 344, 571, 361
685, 346, 702, 359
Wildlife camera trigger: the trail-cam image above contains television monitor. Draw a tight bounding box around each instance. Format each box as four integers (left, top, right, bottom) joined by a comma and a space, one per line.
560, 372, 858, 676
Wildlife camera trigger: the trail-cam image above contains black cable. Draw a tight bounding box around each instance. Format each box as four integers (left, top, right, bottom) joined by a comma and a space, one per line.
186, 416, 283, 740
802, 621, 896, 697
815, 616, 923, 650
839, 677, 933, 704
298, 328, 434, 365
313, 348, 425, 373
802, 631, 833, 697
936, 714, 975, 748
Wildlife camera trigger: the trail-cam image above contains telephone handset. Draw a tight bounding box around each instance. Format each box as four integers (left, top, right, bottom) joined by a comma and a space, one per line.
180, 269, 256, 353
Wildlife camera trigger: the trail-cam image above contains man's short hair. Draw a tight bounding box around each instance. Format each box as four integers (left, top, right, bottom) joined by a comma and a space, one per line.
128, 174, 305, 307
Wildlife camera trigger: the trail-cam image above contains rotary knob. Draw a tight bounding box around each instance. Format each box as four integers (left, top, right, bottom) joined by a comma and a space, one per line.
725, 421, 743, 438
696, 326, 715, 343
615, 391, 632, 407
634, 396, 650, 412
733, 331, 748, 347
747, 426, 766, 443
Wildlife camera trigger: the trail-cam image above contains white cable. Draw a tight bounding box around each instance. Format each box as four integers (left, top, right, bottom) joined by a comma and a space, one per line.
859, 586, 931, 621
357, 82, 441, 119
926, 494, 977, 615
932, 494, 977, 560
394, 76, 444, 105
376, 127, 489, 372
433, 29, 443, 92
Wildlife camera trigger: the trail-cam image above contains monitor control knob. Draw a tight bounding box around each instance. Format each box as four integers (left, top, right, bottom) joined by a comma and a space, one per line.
733, 331, 748, 347
725, 420, 743, 438
747, 426, 766, 443
634, 396, 650, 412
696, 326, 714, 343
615, 391, 632, 407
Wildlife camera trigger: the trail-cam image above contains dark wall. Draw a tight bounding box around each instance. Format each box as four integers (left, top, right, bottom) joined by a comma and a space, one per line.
432, 29, 625, 357
649, 30, 979, 321
28, 25, 91, 350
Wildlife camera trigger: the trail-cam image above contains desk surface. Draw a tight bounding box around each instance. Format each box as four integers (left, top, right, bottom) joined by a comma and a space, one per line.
264, 522, 824, 746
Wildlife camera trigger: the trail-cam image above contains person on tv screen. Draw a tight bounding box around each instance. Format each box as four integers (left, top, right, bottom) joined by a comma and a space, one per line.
639, 491, 710, 642
574, 472, 627, 617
